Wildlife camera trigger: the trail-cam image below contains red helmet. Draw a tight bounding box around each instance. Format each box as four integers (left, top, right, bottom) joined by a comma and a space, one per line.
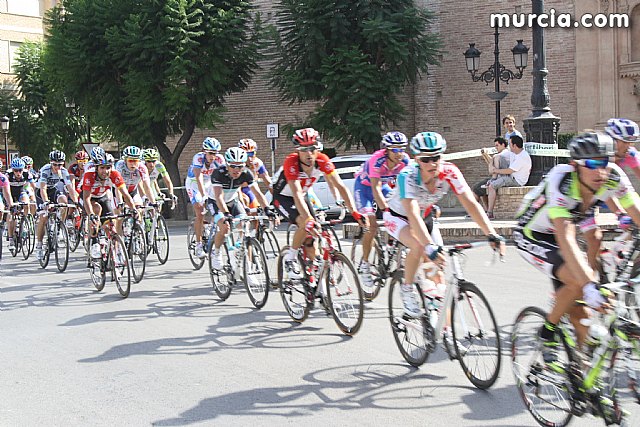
75, 150, 89, 160
292, 128, 321, 147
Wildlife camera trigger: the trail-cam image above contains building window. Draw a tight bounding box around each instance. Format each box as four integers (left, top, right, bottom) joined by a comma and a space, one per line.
7, 0, 41, 17
633, 5, 640, 62
9, 41, 22, 73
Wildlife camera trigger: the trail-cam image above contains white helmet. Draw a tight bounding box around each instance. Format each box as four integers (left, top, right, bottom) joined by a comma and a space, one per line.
224, 147, 248, 164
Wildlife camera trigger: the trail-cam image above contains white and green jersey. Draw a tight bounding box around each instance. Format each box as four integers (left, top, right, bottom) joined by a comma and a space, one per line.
516, 163, 639, 237
147, 160, 169, 182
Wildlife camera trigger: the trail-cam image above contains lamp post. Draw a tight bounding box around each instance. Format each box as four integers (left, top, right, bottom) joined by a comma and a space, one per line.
464, 27, 529, 136
1, 116, 9, 170
522, 0, 561, 185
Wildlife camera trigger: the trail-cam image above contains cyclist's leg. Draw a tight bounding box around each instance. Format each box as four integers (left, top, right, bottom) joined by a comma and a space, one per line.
56, 191, 69, 221
212, 199, 230, 251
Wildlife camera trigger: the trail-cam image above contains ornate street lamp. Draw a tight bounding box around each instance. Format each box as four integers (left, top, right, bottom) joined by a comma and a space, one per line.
1, 116, 9, 170
464, 28, 529, 136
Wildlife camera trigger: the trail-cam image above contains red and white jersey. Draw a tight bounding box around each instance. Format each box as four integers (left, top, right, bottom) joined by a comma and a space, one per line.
82, 168, 126, 198
272, 152, 336, 197
114, 160, 149, 193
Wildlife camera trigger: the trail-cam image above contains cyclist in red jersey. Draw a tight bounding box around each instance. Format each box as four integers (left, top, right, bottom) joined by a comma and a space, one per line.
272, 128, 367, 278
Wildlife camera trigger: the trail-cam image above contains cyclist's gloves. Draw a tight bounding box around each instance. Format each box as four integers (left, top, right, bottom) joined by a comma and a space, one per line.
582, 282, 612, 309
335, 199, 345, 207
264, 205, 276, 217
351, 211, 364, 224
424, 244, 443, 261
9, 205, 18, 214
488, 234, 505, 244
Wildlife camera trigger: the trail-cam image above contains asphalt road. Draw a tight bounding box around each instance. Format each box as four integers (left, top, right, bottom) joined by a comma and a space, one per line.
1, 224, 639, 426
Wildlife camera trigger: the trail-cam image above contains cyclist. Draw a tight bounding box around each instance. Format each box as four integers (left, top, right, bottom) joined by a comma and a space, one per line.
142, 148, 177, 204
114, 146, 157, 207
209, 147, 272, 269
272, 128, 367, 278
69, 150, 90, 195
34, 151, 79, 260
608, 118, 640, 179
0, 161, 13, 223
353, 131, 410, 288
514, 131, 640, 372
185, 137, 225, 258
20, 155, 37, 215
6, 158, 34, 250
237, 138, 272, 207
384, 131, 504, 317
83, 147, 137, 258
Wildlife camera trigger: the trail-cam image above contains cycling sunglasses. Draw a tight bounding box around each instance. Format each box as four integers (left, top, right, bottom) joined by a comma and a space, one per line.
388, 147, 405, 153
51, 162, 65, 167
576, 158, 609, 170
204, 150, 218, 155
228, 163, 244, 170
417, 155, 441, 163
297, 146, 320, 153
246, 151, 255, 157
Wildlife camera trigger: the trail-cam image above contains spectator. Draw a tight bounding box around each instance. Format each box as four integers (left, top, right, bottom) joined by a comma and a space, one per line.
472, 137, 510, 210
503, 114, 522, 143
486, 135, 532, 219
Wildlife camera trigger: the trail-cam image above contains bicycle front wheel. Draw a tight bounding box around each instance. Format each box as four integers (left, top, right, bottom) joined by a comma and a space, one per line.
259, 228, 280, 289
511, 306, 573, 427
286, 223, 297, 246
209, 243, 232, 301
68, 217, 81, 252
350, 234, 382, 301
154, 215, 170, 265
89, 256, 106, 291
244, 238, 270, 309
54, 222, 70, 272
19, 215, 30, 260
388, 275, 432, 367
187, 220, 205, 270
39, 226, 51, 269
128, 222, 147, 283
325, 251, 363, 335
278, 246, 311, 323
111, 234, 131, 298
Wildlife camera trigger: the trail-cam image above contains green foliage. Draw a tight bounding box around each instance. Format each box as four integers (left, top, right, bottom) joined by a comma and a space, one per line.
10, 41, 85, 165
44, 0, 263, 180
556, 132, 576, 149
271, 0, 441, 153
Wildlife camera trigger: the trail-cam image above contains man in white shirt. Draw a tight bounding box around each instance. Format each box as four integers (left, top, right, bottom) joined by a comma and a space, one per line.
485, 135, 532, 219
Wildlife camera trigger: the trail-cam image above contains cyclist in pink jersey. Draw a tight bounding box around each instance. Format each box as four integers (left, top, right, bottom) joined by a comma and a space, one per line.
606, 118, 640, 227
353, 131, 410, 288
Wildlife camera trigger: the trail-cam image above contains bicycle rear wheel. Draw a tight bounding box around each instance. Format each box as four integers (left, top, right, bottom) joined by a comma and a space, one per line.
449, 281, 501, 389
325, 251, 363, 335
259, 227, 280, 289
154, 215, 170, 264
128, 222, 147, 283
210, 243, 232, 300
39, 225, 51, 269
511, 306, 573, 427
187, 220, 205, 270
111, 234, 131, 297
388, 275, 432, 367
278, 246, 311, 322
286, 223, 297, 246
244, 238, 270, 309
19, 216, 29, 260
54, 221, 70, 272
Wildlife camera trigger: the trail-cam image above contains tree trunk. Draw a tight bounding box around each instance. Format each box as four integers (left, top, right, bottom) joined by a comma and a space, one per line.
156, 115, 196, 220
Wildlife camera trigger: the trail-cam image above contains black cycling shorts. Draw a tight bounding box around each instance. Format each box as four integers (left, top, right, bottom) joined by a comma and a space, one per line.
273, 194, 316, 225
513, 226, 565, 290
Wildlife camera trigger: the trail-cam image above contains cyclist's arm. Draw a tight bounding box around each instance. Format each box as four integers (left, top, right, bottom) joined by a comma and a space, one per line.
620, 198, 640, 227
582, 227, 603, 272
630, 164, 640, 181
66, 181, 78, 203
457, 189, 498, 236
2, 185, 12, 209
194, 167, 206, 199
117, 185, 136, 209
160, 174, 174, 198
258, 171, 272, 188
249, 182, 269, 208
370, 177, 388, 211
325, 171, 357, 214
140, 178, 156, 204
401, 197, 434, 246
553, 216, 594, 285
213, 185, 229, 214
83, 189, 96, 216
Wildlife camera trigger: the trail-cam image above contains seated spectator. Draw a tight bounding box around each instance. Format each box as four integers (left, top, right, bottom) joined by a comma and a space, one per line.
503, 114, 522, 142
473, 137, 510, 210
486, 135, 532, 219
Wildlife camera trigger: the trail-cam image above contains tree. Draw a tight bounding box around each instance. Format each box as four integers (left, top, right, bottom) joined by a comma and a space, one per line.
44, 0, 263, 207
271, 0, 441, 153
9, 41, 86, 165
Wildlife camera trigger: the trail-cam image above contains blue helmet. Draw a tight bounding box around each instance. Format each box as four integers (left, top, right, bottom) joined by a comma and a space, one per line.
409, 132, 447, 155
224, 147, 248, 164
605, 118, 640, 143
11, 158, 26, 170
202, 137, 221, 152
381, 131, 408, 148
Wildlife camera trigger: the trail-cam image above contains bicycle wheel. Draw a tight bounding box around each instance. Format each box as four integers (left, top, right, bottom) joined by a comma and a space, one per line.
39, 224, 51, 269
0, 224, 4, 260
350, 234, 382, 301
27, 215, 36, 256
511, 306, 573, 427
329, 226, 342, 252
154, 215, 170, 264
187, 220, 205, 270
325, 251, 364, 335
209, 242, 232, 300
89, 256, 106, 291
450, 281, 501, 389
619, 322, 640, 404
20, 215, 30, 260
54, 221, 70, 272
128, 222, 147, 283
388, 274, 432, 367
68, 218, 81, 252
278, 246, 311, 322
111, 234, 131, 297
259, 227, 280, 288
244, 237, 270, 309
286, 223, 297, 246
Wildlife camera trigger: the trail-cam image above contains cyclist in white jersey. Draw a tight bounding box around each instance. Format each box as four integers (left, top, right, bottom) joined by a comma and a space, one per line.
384, 132, 504, 317
114, 145, 157, 206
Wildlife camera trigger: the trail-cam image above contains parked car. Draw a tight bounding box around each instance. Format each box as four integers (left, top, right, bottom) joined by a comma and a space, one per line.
313, 154, 371, 218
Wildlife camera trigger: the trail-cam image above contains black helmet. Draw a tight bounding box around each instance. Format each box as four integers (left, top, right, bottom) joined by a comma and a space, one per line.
568, 131, 614, 160
49, 150, 66, 162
